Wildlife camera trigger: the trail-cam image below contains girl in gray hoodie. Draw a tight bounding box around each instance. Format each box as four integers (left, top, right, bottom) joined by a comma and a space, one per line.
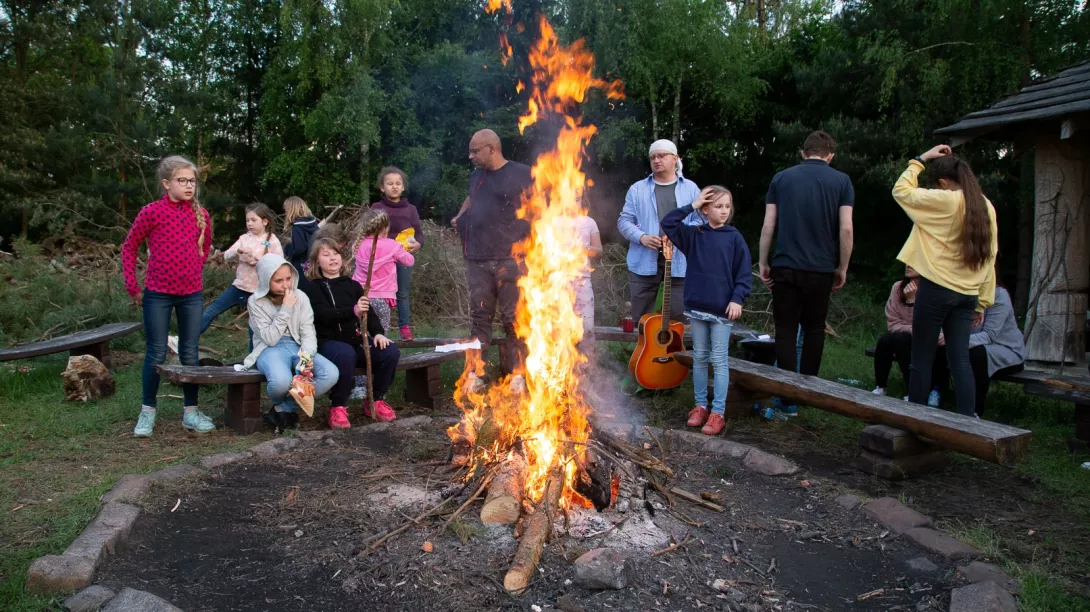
237, 253, 339, 430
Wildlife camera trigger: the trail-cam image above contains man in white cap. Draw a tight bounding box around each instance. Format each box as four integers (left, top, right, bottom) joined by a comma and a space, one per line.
617, 139, 701, 322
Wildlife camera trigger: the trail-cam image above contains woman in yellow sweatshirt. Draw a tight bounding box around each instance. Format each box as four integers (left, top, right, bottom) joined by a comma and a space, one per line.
892, 144, 998, 417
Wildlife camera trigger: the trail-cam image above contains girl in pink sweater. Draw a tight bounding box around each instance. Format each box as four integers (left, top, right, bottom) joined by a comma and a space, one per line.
352, 209, 414, 333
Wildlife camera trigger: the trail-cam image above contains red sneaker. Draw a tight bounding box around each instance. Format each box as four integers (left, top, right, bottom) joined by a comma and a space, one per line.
701, 413, 726, 436
687, 406, 709, 427
399, 325, 414, 341
373, 400, 397, 422
328, 406, 351, 429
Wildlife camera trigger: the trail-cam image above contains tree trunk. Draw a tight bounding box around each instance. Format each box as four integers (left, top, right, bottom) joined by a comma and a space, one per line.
756, 0, 767, 31
480, 452, 526, 525
672, 73, 682, 145
647, 73, 659, 140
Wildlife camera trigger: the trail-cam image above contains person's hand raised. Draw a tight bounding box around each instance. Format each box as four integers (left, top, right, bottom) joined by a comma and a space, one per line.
283, 289, 297, 307
920, 144, 952, 162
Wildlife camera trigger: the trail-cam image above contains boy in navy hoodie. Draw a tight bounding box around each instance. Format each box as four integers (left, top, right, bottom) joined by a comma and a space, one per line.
661, 186, 752, 435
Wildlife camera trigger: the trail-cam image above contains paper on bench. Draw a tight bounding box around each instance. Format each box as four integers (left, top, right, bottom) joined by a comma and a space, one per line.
758, 334, 771, 340
436, 340, 482, 353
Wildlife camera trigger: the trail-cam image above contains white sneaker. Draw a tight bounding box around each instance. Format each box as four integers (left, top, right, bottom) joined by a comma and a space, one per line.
167, 335, 179, 354
509, 374, 526, 393
903, 396, 910, 401
872, 387, 886, 396
466, 372, 486, 394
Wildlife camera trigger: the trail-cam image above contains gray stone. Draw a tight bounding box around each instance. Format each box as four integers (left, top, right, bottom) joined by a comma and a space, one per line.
64, 502, 140, 564
861, 497, 933, 534
100, 475, 151, 504
101, 587, 183, 612
147, 463, 203, 481
356, 422, 393, 433
742, 449, 799, 476
392, 415, 432, 429
903, 528, 983, 561
836, 494, 861, 510
906, 556, 939, 573
200, 451, 253, 469
25, 555, 95, 594
250, 436, 301, 457
949, 581, 1017, 612
63, 584, 116, 612
293, 430, 329, 443
573, 548, 635, 590
702, 437, 752, 459
958, 561, 1020, 594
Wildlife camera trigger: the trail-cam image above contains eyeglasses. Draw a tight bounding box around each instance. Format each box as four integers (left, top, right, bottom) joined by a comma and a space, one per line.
174, 178, 198, 187
469, 145, 493, 156
649, 152, 675, 161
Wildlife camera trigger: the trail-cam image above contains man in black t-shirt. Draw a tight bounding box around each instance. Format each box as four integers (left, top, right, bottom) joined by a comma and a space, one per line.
451, 129, 532, 385
758, 130, 855, 378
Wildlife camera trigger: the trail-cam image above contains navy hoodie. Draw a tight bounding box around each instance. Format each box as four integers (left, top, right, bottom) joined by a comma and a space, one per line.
284, 216, 320, 271
661, 204, 752, 316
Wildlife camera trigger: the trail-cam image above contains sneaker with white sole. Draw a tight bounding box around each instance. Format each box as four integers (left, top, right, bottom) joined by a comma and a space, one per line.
133, 408, 156, 437
182, 408, 215, 433
465, 372, 486, 394
509, 374, 526, 393
927, 387, 941, 408
872, 387, 886, 396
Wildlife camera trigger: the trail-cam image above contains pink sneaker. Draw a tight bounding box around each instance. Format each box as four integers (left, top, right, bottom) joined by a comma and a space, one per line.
328, 406, 351, 429
399, 325, 414, 341
363, 399, 397, 422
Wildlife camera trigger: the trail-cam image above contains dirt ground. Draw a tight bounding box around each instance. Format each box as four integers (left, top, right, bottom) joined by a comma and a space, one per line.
96, 416, 965, 612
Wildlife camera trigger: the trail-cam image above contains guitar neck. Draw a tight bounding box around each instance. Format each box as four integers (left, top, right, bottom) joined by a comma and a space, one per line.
662, 259, 672, 320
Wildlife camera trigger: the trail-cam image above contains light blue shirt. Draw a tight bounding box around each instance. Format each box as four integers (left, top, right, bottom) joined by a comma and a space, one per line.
617, 174, 701, 277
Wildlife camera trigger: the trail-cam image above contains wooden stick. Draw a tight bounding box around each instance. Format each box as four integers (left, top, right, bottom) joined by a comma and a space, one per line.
504, 467, 564, 594
481, 452, 526, 525
440, 471, 493, 533
360, 233, 380, 418
651, 535, 693, 557
669, 487, 725, 512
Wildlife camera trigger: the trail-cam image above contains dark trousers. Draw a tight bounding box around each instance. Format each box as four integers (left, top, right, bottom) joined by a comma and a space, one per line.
969, 345, 1024, 417
319, 339, 400, 407
628, 267, 686, 322
142, 289, 202, 407
909, 277, 978, 415
466, 258, 526, 374
874, 331, 950, 391
770, 267, 834, 376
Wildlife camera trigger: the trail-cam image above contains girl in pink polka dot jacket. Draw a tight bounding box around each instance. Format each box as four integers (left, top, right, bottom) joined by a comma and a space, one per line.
122, 155, 217, 438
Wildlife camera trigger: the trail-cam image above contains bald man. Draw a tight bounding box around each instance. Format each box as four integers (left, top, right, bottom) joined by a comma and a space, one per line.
451, 130, 533, 384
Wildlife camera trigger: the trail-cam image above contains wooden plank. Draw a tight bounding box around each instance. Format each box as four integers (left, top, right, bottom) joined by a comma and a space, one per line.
0, 322, 143, 361
859, 425, 936, 457
674, 351, 1032, 466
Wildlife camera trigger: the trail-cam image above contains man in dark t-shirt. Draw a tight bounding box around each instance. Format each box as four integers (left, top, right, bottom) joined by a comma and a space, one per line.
451, 129, 532, 384
758, 130, 855, 378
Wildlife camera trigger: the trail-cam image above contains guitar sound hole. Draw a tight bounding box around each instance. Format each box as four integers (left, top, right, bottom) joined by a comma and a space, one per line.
657, 330, 671, 345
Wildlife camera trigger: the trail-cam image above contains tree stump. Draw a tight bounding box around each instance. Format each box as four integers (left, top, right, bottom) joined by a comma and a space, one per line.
62, 355, 116, 402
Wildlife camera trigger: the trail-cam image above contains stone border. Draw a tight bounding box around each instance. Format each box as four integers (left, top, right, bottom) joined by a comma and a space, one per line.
609, 424, 802, 477
26, 416, 436, 597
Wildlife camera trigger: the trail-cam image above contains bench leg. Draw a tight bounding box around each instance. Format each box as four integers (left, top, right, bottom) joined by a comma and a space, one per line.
1070, 403, 1090, 453
404, 365, 442, 410
71, 342, 111, 369
224, 382, 263, 435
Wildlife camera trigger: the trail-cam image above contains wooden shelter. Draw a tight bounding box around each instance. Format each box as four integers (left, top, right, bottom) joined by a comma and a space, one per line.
936, 61, 1090, 365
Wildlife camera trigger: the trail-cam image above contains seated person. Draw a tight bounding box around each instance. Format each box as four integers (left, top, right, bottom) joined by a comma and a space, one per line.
873, 266, 949, 405
969, 279, 1026, 417
237, 253, 339, 431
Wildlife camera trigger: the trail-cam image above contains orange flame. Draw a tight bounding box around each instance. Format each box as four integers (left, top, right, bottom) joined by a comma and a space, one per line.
449, 12, 624, 507
485, 0, 512, 14
499, 32, 513, 66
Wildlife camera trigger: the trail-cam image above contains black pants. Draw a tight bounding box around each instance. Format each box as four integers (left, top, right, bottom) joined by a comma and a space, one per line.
466, 258, 526, 374
319, 339, 400, 407
771, 267, 834, 376
874, 331, 950, 391
969, 345, 1024, 417
909, 277, 978, 415
629, 255, 686, 322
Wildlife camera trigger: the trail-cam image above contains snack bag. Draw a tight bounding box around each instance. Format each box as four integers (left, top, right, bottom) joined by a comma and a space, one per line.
289, 352, 316, 417
394, 227, 416, 250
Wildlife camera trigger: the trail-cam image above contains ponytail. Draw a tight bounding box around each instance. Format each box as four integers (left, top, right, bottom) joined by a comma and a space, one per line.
932, 156, 991, 270
192, 202, 207, 253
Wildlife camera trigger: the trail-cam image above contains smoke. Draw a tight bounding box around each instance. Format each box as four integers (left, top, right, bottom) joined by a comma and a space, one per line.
578, 344, 645, 438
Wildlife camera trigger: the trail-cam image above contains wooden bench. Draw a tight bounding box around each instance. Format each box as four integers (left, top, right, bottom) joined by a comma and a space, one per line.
0, 322, 143, 369
397, 324, 763, 350
863, 346, 1090, 450
159, 349, 466, 435
674, 350, 1032, 466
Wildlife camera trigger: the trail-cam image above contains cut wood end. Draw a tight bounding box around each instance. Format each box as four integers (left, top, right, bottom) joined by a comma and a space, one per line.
503, 570, 531, 593
480, 498, 521, 525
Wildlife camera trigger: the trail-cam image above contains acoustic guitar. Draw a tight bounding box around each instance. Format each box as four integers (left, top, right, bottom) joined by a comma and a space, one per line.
628, 238, 690, 389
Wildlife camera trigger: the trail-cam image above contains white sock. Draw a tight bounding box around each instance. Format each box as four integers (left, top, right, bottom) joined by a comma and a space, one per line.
184, 406, 198, 414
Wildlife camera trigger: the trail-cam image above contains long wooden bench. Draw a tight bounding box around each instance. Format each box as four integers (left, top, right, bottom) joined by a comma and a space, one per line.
399, 324, 762, 349
0, 322, 143, 369
863, 346, 1090, 448
159, 350, 466, 434
674, 350, 1032, 466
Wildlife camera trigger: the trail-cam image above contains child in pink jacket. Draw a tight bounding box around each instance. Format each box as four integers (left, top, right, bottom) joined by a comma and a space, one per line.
352, 209, 414, 333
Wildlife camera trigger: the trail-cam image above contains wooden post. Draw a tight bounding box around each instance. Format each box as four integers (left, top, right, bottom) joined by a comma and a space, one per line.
224, 382, 263, 435
1024, 136, 1090, 364
404, 364, 442, 409
70, 342, 112, 369
856, 425, 949, 480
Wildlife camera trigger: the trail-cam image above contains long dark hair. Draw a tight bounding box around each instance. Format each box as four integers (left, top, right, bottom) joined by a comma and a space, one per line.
246, 202, 277, 242
931, 155, 991, 270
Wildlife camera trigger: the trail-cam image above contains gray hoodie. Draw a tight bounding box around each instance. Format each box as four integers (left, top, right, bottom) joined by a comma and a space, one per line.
236, 253, 318, 371
969, 287, 1026, 376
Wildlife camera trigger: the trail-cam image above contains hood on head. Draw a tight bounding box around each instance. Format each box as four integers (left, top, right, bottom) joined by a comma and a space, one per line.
253, 253, 297, 300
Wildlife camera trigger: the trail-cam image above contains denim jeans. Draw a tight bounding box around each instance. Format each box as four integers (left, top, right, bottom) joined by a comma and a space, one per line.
142, 289, 202, 407
395, 262, 412, 328
200, 285, 251, 333
909, 277, 978, 415
691, 317, 732, 415
255, 337, 339, 413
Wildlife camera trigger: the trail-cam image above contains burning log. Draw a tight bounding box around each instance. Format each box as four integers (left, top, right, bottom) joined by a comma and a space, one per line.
448, 421, 476, 466
573, 451, 613, 511
504, 466, 564, 594
481, 451, 527, 525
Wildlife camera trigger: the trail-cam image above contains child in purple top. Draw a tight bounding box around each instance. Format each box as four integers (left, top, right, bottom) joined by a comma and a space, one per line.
371, 166, 423, 340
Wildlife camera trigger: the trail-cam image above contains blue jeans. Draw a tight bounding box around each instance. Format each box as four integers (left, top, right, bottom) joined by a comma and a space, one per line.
142, 289, 202, 407
395, 262, 412, 328
691, 318, 732, 415
255, 337, 339, 413
200, 285, 251, 332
